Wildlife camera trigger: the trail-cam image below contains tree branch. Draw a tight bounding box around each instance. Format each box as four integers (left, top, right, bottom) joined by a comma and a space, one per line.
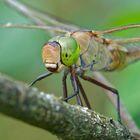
0, 73, 138, 140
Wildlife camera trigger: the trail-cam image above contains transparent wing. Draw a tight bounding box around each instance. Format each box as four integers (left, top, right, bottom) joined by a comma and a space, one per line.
3, 1, 140, 35
3, 0, 80, 33
95, 24, 140, 35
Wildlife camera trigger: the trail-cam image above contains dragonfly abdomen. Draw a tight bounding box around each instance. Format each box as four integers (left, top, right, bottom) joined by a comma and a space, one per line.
104, 46, 140, 71
103, 49, 128, 71
126, 47, 140, 65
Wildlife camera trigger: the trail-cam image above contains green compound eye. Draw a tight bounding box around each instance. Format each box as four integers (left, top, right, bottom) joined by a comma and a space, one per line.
58, 36, 80, 66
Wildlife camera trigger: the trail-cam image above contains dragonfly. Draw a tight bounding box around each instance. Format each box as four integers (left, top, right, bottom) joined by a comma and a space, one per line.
1, 0, 140, 124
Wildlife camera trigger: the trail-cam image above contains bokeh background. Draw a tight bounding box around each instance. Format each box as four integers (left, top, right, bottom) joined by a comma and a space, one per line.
0, 0, 140, 139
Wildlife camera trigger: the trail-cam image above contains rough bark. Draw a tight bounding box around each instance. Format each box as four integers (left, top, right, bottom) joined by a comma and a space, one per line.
0, 73, 138, 140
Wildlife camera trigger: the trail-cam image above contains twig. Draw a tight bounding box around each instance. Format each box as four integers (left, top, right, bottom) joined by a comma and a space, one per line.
0, 73, 137, 140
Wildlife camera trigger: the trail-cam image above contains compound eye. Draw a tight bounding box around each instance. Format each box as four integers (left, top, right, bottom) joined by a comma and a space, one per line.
60, 37, 80, 66
62, 52, 72, 63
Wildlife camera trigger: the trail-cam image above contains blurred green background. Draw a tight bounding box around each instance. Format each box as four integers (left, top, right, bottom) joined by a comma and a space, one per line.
0, 0, 140, 139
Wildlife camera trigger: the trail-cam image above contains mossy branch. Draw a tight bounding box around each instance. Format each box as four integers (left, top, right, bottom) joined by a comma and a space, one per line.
0, 73, 139, 140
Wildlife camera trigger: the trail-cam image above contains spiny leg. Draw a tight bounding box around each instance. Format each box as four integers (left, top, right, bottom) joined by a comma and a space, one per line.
77, 94, 83, 107
70, 74, 83, 106
29, 72, 53, 86
75, 76, 91, 109
62, 73, 79, 101
63, 72, 83, 106
62, 70, 69, 102
80, 74, 121, 124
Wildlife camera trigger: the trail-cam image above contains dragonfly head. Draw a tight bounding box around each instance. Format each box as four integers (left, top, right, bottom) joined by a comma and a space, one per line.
42, 36, 80, 72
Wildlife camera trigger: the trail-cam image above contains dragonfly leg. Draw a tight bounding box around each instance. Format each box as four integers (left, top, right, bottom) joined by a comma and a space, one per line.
70, 72, 83, 106
62, 70, 69, 102
75, 76, 91, 109
63, 92, 78, 101
63, 73, 83, 106
29, 72, 53, 87
76, 94, 83, 107
80, 74, 121, 124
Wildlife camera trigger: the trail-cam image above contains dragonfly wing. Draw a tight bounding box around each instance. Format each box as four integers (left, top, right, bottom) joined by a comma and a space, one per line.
4, 0, 79, 33
28, 5, 79, 31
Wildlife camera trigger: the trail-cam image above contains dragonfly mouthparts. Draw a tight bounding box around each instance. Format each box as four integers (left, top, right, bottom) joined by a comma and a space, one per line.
45, 63, 57, 69
44, 62, 59, 72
